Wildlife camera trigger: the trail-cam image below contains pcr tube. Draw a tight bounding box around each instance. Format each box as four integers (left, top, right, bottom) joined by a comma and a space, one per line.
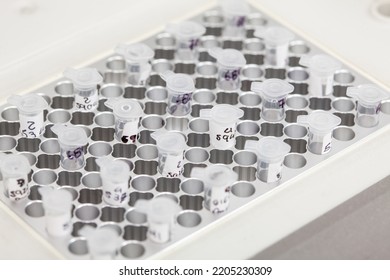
115, 43, 154, 85
347, 84, 390, 128
254, 26, 294, 68
220, 0, 250, 38
191, 165, 238, 214
151, 131, 186, 178
166, 21, 206, 61
0, 154, 30, 201
51, 124, 88, 170
80, 226, 120, 259
39, 187, 73, 236
64, 67, 102, 112
251, 79, 294, 122
96, 157, 130, 206
161, 71, 195, 116
8, 93, 48, 138
135, 197, 181, 243
200, 105, 243, 149
297, 111, 341, 155
245, 137, 290, 183
208, 47, 246, 91
105, 98, 143, 143
299, 54, 341, 96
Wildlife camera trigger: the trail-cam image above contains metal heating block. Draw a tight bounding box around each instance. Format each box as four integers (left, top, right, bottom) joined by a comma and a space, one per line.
0, 2, 390, 259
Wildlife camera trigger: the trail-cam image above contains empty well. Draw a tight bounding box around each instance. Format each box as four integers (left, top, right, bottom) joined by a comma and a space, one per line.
40, 139, 60, 154
68, 238, 88, 256
185, 148, 209, 163
100, 84, 123, 98
94, 113, 115, 127
99, 223, 122, 236
287, 67, 309, 81
243, 38, 265, 53
55, 81, 74, 96
334, 70, 355, 84
136, 145, 158, 160
25, 201, 44, 218
165, 117, 189, 131
141, 115, 165, 130
32, 169, 57, 185
75, 204, 100, 221
242, 65, 264, 79
146, 86, 168, 101
196, 62, 218, 76
19, 152, 37, 166
81, 172, 102, 189
0, 136, 17, 151
106, 56, 126, 70
131, 176, 156, 191
381, 101, 390, 114
152, 59, 174, 74
237, 121, 260, 136
120, 242, 145, 259
126, 209, 147, 225
332, 98, 355, 112
193, 89, 215, 104
333, 126, 356, 141
177, 211, 202, 227
88, 142, 112, 157
289, 40, 310, 55
156, 177, 181, 193
283, 124, 307, 138
1, 107, 19, 122
286, 95, 308, 109
181, 179, 204, 195
231, 182, 255, 198
284, 154, 307, 169
233, 151, 257, 166
189, 118, 209, 133
239, 93, 261, 107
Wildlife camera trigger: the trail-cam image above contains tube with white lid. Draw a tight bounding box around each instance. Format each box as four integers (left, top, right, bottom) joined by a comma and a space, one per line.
80, 225, 120, 259
105, 98, 143, 143
151, 131, 186, 177
220, 0, 250, 38
166, 21, 205, 61
135, 197, 181, 243
191, 165, 237, 214
161, 71, 195, 116
254, 26, 294, 68
0, 153, 30, 201
299, 54, 341, 96
115, 43, 154, 85
8, 93, 48, 138
39, 187, 73, 236
245, 137, 290, 183
96, 157, 130, 206
251, 79, 294, 122
297, 111, 341, 155
209, 47, 246, 91
347, 84, 390, 128
200, 105, 243, 149
64, 68, 102, 111
51, 124, 88, 170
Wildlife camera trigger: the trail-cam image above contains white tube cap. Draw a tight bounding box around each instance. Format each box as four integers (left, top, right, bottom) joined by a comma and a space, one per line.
161, 71, 195, 93
200, 104, 243, 124
39, 187, 73, 215
254, 26, 294, 46
151, 131, 186, 154
51, 124, 88, 147
0, 153, 30, 177
96, 157, 130, 183
166, 21, 206, 39
347, 84, 390, 106
245, 137, 290, 163
8, 93, 48, 115
191, 165, 238, 188
251, 79, 294, 99
63, 68, 102, 89
135, 197, 182, 224
220, 0, 250, 16
299, 54, 341, 76
105, 98, 143, 121
297, 111, 341, 134
209, 47, 246, 68
115, 43, 154, 63
80, 225, 119, 259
